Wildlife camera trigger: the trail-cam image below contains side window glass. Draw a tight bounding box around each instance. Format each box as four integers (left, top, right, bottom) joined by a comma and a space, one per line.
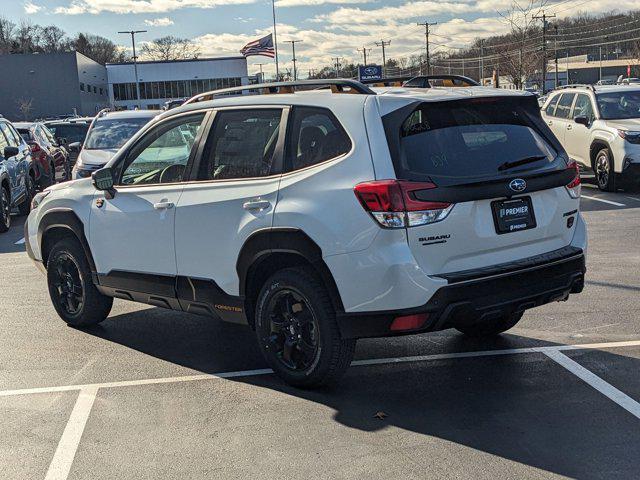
120, 113, 205, 186
544, 95, 561, 116
573, 94, 594, 121
555, 93, 575, 119
35, 127, 49, 146
197, 109, 282, 180
42, 126, 57, 144
7, 124, 23, 146
0, 123, 18, 147
287, 106, 352, 171
0, 127, 9, 151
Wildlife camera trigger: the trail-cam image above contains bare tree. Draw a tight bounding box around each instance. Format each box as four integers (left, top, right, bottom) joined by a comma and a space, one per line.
0, 16, 16, 54
13, 20, 40, 53
72, 33, 128, 64
140, 36, 200, 61
39, 25, 69, 52
495, 0, 546, 89
16, 98, 34, 121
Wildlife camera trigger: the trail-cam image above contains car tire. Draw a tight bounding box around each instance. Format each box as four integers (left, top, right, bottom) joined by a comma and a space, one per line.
47, 237, 113, 327
594, 147, 616, 192
255, 266, 356, 388
0, 185, 10, 233
17, 172, 35, 216
455, 311, 524, 338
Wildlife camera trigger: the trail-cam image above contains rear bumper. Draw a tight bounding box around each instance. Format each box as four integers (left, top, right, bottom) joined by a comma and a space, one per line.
336, 247, 585, 339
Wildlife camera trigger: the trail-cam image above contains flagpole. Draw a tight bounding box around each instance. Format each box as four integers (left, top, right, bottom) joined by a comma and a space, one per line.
271, 0, 279, 79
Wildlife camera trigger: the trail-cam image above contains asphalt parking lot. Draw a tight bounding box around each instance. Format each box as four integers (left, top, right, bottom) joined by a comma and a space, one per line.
1, 178, 640, 480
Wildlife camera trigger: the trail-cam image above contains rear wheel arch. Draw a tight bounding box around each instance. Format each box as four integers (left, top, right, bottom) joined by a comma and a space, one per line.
237, 229, 345, 329
39, 209, 96, 274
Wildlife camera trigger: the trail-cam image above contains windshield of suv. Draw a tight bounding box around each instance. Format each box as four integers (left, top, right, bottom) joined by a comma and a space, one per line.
596, 91, 640, 120
395, 97, 557, 181
84, 117, 151, 150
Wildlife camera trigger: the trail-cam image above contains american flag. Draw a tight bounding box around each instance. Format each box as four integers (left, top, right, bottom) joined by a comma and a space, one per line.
240, 34, 275, 58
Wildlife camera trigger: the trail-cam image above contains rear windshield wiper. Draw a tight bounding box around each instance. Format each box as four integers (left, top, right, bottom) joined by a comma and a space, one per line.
498, 155, 548, 172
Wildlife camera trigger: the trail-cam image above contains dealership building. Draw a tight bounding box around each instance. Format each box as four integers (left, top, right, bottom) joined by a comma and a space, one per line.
0, 52, 109, 120
106, 57, 250, 110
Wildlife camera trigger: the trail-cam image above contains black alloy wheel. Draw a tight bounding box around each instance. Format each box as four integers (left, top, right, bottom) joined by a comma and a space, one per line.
49, 252, 85, 317
266, 289, 320, 371
0, 187, 10, 232
18, 173, 35, 215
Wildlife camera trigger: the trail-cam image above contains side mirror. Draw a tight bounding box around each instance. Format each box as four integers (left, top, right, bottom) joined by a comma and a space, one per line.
68, 141, 81, 153
3, 146, 19, 159
574, 115, 590, 127
91, 167, 116, 199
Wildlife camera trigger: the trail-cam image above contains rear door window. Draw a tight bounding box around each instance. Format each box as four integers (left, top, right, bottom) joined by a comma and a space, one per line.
393, 98, 558, 182
197, 108, 283, 180
554, 93, 575, 119
0, 123, 19, 147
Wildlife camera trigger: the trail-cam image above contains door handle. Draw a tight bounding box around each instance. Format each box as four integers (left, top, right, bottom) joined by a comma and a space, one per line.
153, 201, 174, 210
566, 124, 572, 130
547, 121, 553, 126
243, 200, 271, 211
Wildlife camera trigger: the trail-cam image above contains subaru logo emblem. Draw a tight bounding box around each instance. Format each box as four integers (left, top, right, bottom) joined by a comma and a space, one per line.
364, 67, 377, 75
509, 178, 526, 192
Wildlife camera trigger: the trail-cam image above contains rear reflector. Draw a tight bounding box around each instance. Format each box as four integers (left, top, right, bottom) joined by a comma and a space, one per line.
354, 180, 453, 229
390, 313, 429, 332
565, 161, 581, 199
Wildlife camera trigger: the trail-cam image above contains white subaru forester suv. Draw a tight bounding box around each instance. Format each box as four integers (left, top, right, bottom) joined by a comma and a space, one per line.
541, 84, 640, 191
25, 79, 587, 387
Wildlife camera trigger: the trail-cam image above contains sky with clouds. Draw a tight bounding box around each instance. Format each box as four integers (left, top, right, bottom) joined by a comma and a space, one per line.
9, 0, 640, 77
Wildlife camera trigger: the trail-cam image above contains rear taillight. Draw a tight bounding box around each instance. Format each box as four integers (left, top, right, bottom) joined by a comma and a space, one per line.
354, 180, 453, 228
565, 161, 581, 199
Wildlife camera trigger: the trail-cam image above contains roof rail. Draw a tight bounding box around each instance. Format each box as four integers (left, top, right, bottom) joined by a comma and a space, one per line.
184, 79, 375, 105
555, 84, 595, 91
96, 108, 111, 118
409, 74, 480, 87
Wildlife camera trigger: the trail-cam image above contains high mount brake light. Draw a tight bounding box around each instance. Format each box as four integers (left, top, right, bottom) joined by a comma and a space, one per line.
565, 161, 581, 199
354, 180, 453, 228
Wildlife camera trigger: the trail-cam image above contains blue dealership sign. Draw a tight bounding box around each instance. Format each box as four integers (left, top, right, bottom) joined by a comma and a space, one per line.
358, 65, 383, 81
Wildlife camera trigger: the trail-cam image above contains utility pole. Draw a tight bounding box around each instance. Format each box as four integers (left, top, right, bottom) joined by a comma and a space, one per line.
479, 39, 484, 85
284, 40, 302, 80
255, 63, 266, 82
533, 11, 555, 94
554, 25, 559, 88
358, 46, 370, 66
331, 57, 342, 78
599, 45, 603, 82
375, 39, 391, 77
118, 30, 146, 104
417, 20, 437, 75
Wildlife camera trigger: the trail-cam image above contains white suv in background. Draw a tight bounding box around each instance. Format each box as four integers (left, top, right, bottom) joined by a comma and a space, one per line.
541, 85, 640, 191
72, 110, 159, 180
25, 79, 587, 387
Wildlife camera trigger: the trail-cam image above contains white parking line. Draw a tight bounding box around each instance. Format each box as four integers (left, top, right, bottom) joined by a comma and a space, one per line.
2, 339, 640, 398
1, 338, 635, 480
581, 195, 626, 207
544, 350, 640, 420
14, 237, 25, 245
624, 196, 640, 202
44, 387, 98, 480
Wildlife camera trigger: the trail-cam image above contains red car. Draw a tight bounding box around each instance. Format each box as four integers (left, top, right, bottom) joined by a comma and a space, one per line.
15, 122, 70, 188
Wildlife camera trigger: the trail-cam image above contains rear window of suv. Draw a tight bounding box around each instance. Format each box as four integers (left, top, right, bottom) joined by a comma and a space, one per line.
391, 97, 558, 182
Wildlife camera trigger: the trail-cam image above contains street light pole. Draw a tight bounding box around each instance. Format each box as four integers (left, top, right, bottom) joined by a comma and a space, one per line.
118, 30, 146, 105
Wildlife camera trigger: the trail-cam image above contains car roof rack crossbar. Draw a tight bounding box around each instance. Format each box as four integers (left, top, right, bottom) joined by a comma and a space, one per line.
184, 79, 375, 105
556, 84, 595, 91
